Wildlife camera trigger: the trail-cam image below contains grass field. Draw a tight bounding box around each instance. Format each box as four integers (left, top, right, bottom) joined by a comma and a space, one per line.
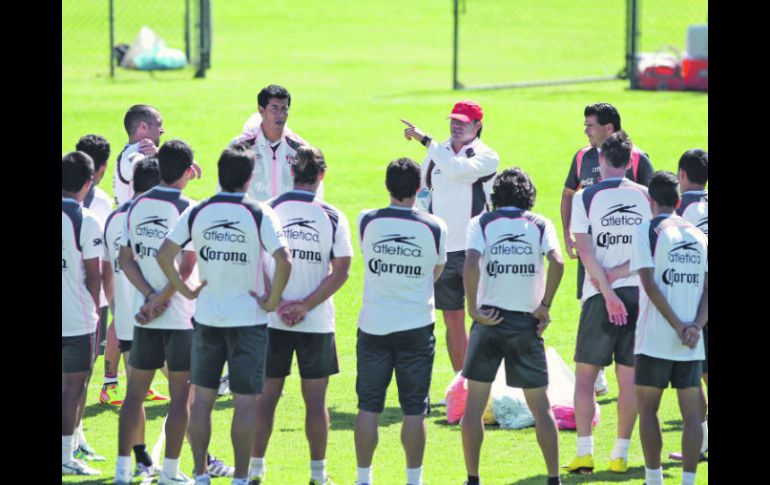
63, 1, 708, 483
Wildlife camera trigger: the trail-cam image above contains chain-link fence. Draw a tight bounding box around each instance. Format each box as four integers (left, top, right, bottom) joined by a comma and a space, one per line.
62, 0, 210, 81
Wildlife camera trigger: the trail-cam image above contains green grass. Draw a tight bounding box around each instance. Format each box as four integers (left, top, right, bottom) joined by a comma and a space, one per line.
63, 0, 707, 483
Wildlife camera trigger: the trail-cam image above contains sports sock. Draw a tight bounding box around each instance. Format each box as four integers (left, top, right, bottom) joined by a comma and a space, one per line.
133, 444, 153, 466
103, 373, 118, 385
62, 435, 74, 465
357, 466, 372, 484
547, 477, 561, 485
645, 467, 664, 485
162, 457, 180, 478
701, 421, 708, 452
249, 457, 265, 479
466, 476, 480, 485
682, 471, 696, 485
406, 466, 422, 485
116, 455, 133, 478
310, 459, 327, 482
576, 436, 593, 457
610, 438, 631, 460
76, 421, 87, 448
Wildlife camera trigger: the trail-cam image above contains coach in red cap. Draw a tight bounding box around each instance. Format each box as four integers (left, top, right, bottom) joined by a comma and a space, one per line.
401, 101, 499, 380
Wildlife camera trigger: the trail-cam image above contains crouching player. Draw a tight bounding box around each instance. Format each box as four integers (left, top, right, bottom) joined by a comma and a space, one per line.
461, 168, 564, 485
630, 172, 708, 485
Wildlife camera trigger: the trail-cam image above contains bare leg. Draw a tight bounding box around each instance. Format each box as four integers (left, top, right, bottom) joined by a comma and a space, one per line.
163, 370, 191, 459
461, 379, 491, 477
301, 378, 330, 461
574, 363, 601, 438
401, 415, 426, 469
121, 351, 144, 443
523, 387, 560, 478
232, 392, 259, 479
251, 378, 285, 458
615, 364, 638, 440
354, 410, 379, 468
443, 309, 468, 372
188, 385, 217, 476
636, 385, 664, 470
103, 321, 121, 380
118, 368, 154, 456
677, 387, 704, 474
62, 371, 90, 436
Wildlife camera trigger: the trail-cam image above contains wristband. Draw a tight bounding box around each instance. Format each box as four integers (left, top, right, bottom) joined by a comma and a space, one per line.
144, 289, 155, 301
420, 135, 432, 147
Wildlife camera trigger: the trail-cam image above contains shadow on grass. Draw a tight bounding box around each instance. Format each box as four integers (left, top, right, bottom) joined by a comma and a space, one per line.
506, 461, 682, 484
62, 478, 114, 485
84, 401, 171, 421
663, 418, 684, 432
597, 396, 618, 406
328, 405, 408, 430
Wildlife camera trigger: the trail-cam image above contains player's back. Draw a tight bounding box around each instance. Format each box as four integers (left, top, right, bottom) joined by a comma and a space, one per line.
357, 206, 447, 335
677, 190, 708, 236
104, 202, 136, 340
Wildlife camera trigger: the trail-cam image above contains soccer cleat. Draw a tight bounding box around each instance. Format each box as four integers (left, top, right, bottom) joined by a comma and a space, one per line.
668, 451, 708, 462
62, 459, 101, 475
115, 469, 134, 485
194, 474, 212, 484
99, 383, 124, 405
218, 374, 232, 396
158, 471, 194, 484
206, 454, 235, 477
594, 370, 609, 396
74, 443, 106, 461
135, 461, 162, 477
562, 454, 594, 474
608, 457, 628, 473
147, 387, 170, 401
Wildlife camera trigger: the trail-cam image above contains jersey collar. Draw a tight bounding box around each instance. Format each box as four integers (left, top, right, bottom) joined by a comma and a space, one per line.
498, 205, 522, 211
154, 186, 181, 193
62, 197, 78, 204
387, 204, 415, 211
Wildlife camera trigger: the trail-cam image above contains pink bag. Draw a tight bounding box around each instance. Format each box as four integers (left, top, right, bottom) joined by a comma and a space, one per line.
552, 404, 600, 430
445, 374, 468, 424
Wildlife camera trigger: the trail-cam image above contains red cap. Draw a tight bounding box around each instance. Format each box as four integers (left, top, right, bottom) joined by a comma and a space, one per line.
448, 100, 483, 123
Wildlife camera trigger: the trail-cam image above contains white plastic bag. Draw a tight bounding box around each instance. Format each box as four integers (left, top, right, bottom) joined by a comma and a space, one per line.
491, 363, 535, 429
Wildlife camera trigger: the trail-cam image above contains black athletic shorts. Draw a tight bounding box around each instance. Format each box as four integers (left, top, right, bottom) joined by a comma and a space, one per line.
62, 332, 96, 373
356, 324, 435, 415
191, 320, 267, 395
462, 308, 548, 389
574, 287, 639, 367
118, 339, 132, 353
265, 328, 339, 379
434, 251, 465, 311
129, 326, 192, 372
635, 354, 703, 389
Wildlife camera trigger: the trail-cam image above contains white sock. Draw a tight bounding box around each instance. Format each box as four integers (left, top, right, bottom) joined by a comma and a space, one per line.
357, 466, 372, 484
701, 421, 708, 452
406, 466, 423, 485
116, 455, 133, 478
682, 471, 696, 485
249, 457, 265, 479
104, 376, 118, 385
162, 457, 180, 478
75, 421, 87, 447
62, 435, 74, 465
610, 438, 631, 460
310, 459, 326, 481
645, 467, 663, 485
577, 436, 593, 457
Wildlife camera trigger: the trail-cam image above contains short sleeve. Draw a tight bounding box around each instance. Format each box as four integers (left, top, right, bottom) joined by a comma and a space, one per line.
260, 205, 289, 256
570, 190, 590, 234
357, 210, 369, 247
541, 219, 562, 258
120, 205, 132, 248
331, 210, 354, 258
167, 206, 193, 248
466, 216, 485, 254
564, 153, 580, 190
81, 215, 105, 261
630, 223, 654, 273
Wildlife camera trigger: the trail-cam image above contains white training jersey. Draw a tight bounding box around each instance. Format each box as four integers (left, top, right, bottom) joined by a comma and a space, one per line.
677, 190, 708, 237
357, 206, 447, 335
62, 198, 104, 337
571, 177, 652, 302
113, 142, 146, 206
266, 190, 354, 333
231, 119, 324, 202
421, 137, 499, 252
121, 186, 198, 330
167, 192, 288, 327
631, 214, 708, 361
466, 207, 561, 313
104, 202, 136, 341
83, 183, 114, 308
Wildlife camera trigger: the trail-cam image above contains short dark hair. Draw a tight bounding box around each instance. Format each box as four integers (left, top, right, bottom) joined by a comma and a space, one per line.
292, 146, 326, 185
601, 130, 633, 168
124, 104, 158, 136
132, 157, 161, 193
75, 134, 111, 171
157, 139, 194, 184
648, 171, 680, 208
491, 167, 537, 210
218, 143, 256, 192
584, 102, 621, 131
678, 148, 708, 185
258, 84, 291, 108
62, 151, 94, 192
386, 158, 421, 201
